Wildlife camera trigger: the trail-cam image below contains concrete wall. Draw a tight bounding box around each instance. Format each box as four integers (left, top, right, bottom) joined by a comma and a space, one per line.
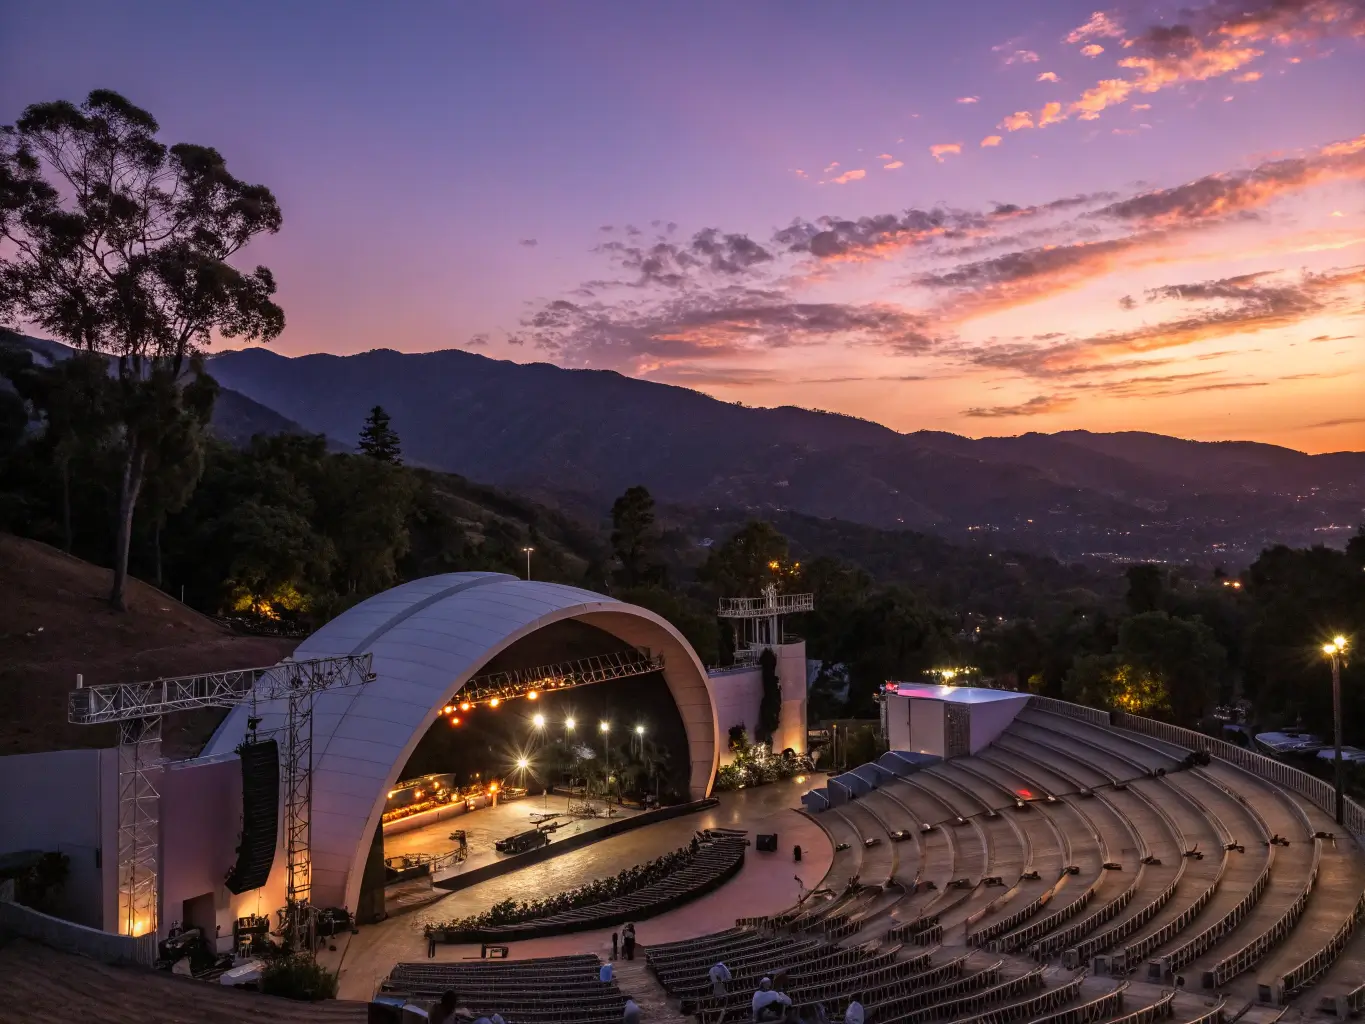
968, 694, 1031, 753
909, 699, 945, 758
707, 640, 808, 762
886, 694, 912, 753
0, 748, 118, 930
158, 753, 241, 943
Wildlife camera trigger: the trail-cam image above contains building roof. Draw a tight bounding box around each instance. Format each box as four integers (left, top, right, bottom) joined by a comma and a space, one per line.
885, 683, 1029, 704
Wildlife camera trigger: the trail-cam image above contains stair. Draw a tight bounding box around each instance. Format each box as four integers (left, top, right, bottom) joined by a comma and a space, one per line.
612, 958, 692, 1024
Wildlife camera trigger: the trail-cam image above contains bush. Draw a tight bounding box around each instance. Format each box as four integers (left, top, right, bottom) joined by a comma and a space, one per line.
261, 954, 339, 1001
713, 744, 813, 791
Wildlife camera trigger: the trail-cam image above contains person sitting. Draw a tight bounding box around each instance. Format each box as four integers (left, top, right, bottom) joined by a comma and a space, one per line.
844, 994, 865, 1024
709, 961, 732, 998
753, 979, 792, 1022
428, 990, 459, 1024
624, 998, 641, 1024
600, 961, 614, 983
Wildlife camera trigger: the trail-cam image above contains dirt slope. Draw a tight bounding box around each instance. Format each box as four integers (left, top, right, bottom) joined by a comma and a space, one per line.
0, 534, 296, 759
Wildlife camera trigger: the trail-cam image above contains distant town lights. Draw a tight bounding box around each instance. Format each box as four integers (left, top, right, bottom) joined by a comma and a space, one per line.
459, 702, 471, 712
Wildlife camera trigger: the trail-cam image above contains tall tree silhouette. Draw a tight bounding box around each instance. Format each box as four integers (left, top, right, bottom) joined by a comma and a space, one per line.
610, 485, 657, 586
0, 90, 284, 608
358, 405, 402, 463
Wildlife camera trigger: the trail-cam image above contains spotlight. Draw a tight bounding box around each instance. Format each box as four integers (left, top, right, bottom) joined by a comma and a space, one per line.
450, 716, 461, 726
635, 725, 645, 736
600, 721, 611, 733
489, 697, 501, 708
533, 714, 546, 728
517, 758, 529, 770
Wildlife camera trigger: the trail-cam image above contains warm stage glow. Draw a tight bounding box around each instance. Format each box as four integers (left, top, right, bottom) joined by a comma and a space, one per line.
600, 720, 611, 733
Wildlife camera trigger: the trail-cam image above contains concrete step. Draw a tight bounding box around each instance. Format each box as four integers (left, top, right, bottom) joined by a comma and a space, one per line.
612, 958, 691, 1024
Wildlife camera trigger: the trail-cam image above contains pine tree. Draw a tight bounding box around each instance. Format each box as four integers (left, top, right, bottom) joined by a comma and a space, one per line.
358, 405, 402, 464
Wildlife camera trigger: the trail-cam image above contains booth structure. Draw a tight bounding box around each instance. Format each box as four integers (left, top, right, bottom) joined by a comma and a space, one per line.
882, 684, 1031, 759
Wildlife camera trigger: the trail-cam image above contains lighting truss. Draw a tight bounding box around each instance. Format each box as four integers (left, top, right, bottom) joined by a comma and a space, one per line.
459, 648, 664, 706
68, 655, 374, 940
716, 590, 815, 619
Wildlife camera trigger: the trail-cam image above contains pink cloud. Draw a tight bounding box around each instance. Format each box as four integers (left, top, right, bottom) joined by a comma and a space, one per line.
1006, 50, 1041, 64
878, 153, 894, 160
980, 135, 1003, 147
1000, 110, 1035, 131
829, 168, 867, 184
1065, 11, 1125, 44
1235, 70, 1262, 81
883, 160, 905, 170
823, 161, 840, 173
1038, 101, 1066, 127
930, 143, 963, 162
1081, 43, 1106, 56
1037, 71, 1060, 82
957, 96, 980, 104
1070, 78, 1135, 120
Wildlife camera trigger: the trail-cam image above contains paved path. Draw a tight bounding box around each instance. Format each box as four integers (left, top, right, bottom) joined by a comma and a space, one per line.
333, 780, 833, 1000
612, 958, 691, 1024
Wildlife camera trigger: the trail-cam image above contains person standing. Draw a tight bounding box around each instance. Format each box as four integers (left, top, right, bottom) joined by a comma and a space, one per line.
612, 931, 619, 960
429, 991, 458, 1024
709, 962, 732, 999
752, 979, 791, 1022
622, 922, 636, 961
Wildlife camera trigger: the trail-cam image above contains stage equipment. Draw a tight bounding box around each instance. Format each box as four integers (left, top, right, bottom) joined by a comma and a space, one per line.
756, 833, 778, 852
459, 648, 664, 707
68, 654, 375, 940
225, 739, 280, 893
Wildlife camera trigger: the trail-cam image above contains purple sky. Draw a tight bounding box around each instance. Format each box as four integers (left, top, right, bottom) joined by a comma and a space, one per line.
3, 1, 1363, 450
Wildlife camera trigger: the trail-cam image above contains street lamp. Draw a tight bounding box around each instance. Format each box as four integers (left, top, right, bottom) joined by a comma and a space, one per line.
522, 546, 534, 581
1323, 635, 1350, 825
533, 713, 546, 729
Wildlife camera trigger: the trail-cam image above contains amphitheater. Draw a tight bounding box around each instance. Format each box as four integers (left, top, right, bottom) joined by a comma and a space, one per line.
2, 574, 1362, 1023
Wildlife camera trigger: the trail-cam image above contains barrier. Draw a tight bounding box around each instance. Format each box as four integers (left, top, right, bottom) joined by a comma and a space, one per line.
990, 873, 1099, 953
871, 960, 1003, 1019
1040, 877, 1138, 959
1148, 843, 1275, 977
1028, 696, 1111, 728
1183, 1001, 1227, 1024
0, 897, 157, 966
1201, 838, 1321, 989
973, 973, 1102, 1024
1276, 888, 1365, 1002
906, 965, 1044, 1024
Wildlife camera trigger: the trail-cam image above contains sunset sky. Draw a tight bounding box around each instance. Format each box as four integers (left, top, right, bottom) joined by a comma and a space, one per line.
3, 1, 1363, 451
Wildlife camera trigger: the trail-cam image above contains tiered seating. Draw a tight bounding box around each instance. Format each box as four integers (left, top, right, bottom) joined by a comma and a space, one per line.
382, 955, 624, 1024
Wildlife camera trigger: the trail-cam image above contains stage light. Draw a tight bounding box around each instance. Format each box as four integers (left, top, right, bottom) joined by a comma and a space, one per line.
533, 713, 546, 728
414, 790, 422, 799
450, 716, 462, 726
387, 790, 398, 799
527, 690, 539, 700
459, 702, 471, 712
442, 705, 454, 715
489, 697, 501, 708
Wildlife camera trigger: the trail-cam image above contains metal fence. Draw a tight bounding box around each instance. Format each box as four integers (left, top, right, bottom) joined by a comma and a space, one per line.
0, 897, 156, 966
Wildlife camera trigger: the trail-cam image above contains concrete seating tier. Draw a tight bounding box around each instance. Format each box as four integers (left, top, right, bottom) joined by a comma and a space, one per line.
381, 955, 626, 1024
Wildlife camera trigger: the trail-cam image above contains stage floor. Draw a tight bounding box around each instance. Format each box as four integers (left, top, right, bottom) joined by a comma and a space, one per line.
383, 793, 643, 889
333, 778, 833, 1000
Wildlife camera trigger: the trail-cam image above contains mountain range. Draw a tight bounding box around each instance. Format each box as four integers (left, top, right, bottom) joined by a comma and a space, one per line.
205, 346, 1365, 567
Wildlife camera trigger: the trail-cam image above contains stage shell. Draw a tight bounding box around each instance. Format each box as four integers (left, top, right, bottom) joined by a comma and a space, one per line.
203, 572, 720, 915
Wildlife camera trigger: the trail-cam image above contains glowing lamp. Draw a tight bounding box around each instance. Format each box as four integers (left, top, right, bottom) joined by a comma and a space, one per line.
527, 690, 539, 700
459, 702, 471, 712
517, 758, 529, 770
565, 717, 576, 730
635, 725, 645, 736
489, 697, 501, 708
488, 782, 499, 793
450, 716, 461, 726
533, 713, 546, 728
600, 720, 611, 733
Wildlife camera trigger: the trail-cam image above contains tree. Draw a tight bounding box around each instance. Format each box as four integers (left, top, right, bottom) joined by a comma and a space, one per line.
701, 520, 793, 597
1125, 564, 1166, 615
610, 485, 658, 587
358, 405, 402, 464
757, 647, 781, 744
1116, 611, 1226, 725
0, 90, 284, 608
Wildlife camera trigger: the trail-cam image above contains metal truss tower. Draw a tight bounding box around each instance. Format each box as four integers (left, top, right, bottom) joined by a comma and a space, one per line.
717, 583, 814, 665
68, 655, 374, 940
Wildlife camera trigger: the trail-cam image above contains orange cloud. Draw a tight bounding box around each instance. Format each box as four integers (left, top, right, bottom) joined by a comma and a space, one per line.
829, 168, 866, 185
1235, 70, 1262, 81
1081, 43, 1106, 56
1038, 101, 1066, 127
1070, 79, 1135, 119
1000, 110, 1035, 131
930, 143, 963, 162
883, 160, 904, 170
823, 161, 840, 173
1037, 71, 1060, 82
877, 153, 894, 160
980, 135, 1003, 147
1065, 10, 1125, 44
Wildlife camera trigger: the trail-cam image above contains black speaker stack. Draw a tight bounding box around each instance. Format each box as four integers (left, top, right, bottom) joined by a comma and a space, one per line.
225, 739, 280, 894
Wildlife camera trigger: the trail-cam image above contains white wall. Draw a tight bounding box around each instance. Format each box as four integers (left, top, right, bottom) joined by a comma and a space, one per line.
159, 754, 241, 943
707, 641, 809, 762
909, 699, 945, 758
0, 747, 118, 930
968, 694, 1031, 753
886, 694, 912, 752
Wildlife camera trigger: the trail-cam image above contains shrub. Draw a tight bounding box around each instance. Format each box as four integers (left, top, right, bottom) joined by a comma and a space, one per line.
261, 954, 339, 1001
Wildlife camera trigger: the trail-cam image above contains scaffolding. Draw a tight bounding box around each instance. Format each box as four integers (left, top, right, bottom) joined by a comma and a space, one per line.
718, 584, 814, 665
458, 648, 664, 706
68, 654, 374, 940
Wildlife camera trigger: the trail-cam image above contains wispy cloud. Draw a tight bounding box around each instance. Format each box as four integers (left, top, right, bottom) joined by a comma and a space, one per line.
1037, 71, 1060, 82
965, 394, 1075, 417
828, 168, 867, 185
1000, 111, 1035, 131
957, 96, 980, 104
1081, 43, 1106, 56
1065, 10, 1126, 44
930, 143, 963, 162
1005, 49, 1041, 64
981, 135, 1003, 147
518, 238, 538, 247
883, 160, 904, 170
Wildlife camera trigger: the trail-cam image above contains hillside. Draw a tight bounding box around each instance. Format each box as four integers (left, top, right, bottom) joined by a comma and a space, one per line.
0, 534, 295, 758
208, 346, 1365, 566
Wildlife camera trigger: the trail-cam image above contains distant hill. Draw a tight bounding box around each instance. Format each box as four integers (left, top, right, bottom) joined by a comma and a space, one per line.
0, 533, 294, 758
207, 346, 1364, 565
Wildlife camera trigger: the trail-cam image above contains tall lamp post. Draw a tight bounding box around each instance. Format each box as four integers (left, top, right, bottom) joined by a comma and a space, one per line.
600, 720, 612, 806
522, 546, 534, 581
532, 714, 547, 807
1323, 636, 1349, 825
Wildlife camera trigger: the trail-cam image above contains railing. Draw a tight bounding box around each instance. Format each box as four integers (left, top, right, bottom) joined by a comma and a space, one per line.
1027, 695, 1111, 727
1278, 888, 1365, 1000
1110, 711, 1365, 841
1203, 839, 1321, 989
1037, 881, 1137, 959
1110, 989, 1176, 1024
1021, 978, 1125, 1024
1152, 844, 1275, 976
1184, 1001, 1227, 1024
0, 898, 157, 966
717, 593, 814, 618
990, 874, 1099, 953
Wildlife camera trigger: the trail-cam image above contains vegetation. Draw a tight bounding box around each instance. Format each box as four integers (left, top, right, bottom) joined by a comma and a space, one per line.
260, 953, 339, 1001
713, 740, 813, 791
357, 405, 402, 464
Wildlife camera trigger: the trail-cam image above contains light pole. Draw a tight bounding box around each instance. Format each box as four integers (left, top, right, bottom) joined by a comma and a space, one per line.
634, 723, 645, 758
600, 720, 612, 805
532, 714, 547, 805
1323, 636, 1349, 826
522, 546, 534, 581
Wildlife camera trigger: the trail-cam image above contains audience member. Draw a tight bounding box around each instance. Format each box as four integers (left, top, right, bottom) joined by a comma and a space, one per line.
845, 994, 865, 1024
753, 978, 792, 1022
429, 990, 459, 1024
624, 997, 641, 1024
623, 922, 637, 960
600, 961, 614, 983
709, 961, 732, 998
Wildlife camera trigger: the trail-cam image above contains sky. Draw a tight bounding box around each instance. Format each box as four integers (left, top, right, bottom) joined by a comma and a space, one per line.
3, 1, 1363, 451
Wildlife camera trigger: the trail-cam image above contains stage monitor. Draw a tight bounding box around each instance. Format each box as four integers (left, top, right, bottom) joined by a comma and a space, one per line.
756, 833, 778, 852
